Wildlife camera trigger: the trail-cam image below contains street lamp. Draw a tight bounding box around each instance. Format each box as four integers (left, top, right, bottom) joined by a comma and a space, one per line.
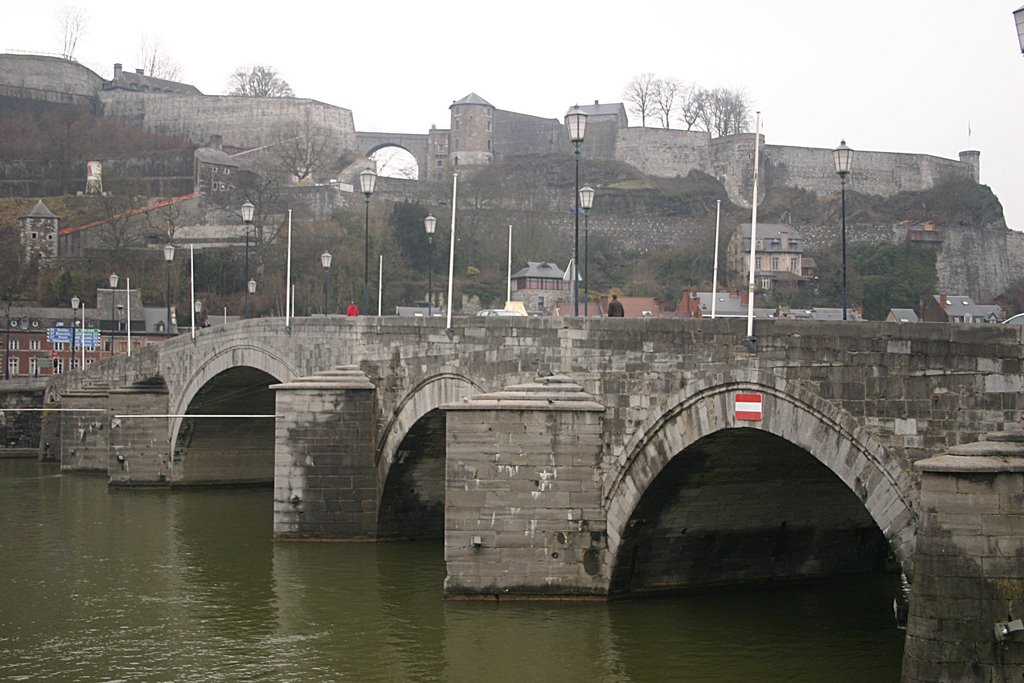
194, 300, 203, 330
108, 272, 118, 355
248, 278, 257, 308
320, 251, 332, 315
424, 213, 437, 316
163, 244, 175, 336
70, 296, 79, 370
565, 105, 588, 316
359, 168, 377, 316
241, 202, 254, 319
1015, 6, 1024, 54
833, 140, 853, 320
579, 185, 595, 317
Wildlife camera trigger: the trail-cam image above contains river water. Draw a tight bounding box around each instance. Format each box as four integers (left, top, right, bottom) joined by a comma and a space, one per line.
0, 460, 904, 681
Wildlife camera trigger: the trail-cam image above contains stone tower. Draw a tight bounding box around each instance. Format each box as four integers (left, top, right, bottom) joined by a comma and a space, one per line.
19, 200, 59, 262
449, 93, 494, 169
959, 149, 980, 183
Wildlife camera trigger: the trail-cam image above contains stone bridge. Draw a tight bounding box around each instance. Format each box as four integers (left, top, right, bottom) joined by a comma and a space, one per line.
354, 131, 429, 180
42, 316, 1024, 679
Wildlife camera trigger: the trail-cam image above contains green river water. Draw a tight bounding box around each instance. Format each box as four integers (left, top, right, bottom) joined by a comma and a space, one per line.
0, 460, 904, 682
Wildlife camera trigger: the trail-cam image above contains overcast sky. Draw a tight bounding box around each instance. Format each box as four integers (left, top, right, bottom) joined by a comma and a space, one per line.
3, 1, 1024, 229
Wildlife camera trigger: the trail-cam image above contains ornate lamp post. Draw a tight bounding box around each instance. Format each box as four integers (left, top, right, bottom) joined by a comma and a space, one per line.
70, 296, 79, 370
359, 169, 377, 316
579, 185, 595, 317
108, 272, 118, 355
833, 140, 853, 320
320, 251, 332, 315
424, 213, 437, 316
565, 105, 587, 316
163, 244, 175, 335
240, 202, 254, 319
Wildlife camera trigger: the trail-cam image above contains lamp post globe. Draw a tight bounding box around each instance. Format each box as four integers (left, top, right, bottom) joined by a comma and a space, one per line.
565, 105, 588, 316
359, 169, 377, 316
833, 140, 853, 321
424, 213, 437, 317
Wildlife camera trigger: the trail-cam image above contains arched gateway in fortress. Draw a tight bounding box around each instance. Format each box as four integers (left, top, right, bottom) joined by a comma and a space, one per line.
43, 316, 1024, 678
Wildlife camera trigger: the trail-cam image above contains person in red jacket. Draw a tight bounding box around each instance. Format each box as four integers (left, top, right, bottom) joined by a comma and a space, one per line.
346, 301, 359, 317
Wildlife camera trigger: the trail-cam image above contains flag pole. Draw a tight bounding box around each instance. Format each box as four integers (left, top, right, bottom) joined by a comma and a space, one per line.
745, 112, 762, 342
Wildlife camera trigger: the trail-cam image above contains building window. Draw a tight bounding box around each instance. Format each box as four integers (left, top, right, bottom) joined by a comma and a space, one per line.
31, 232, 38, 239
456, 119, 461, 130
486, 120, 492, 132
8, 357, 18, 376
487, 140, 491, 151
771, 257, 779, 270
761, 277, 772, 290
755, 257, 762, 270
52, 358, 63, 374
8, 338, 18, 350
437, 160, 444, 167
790, 257, 798, 273
53, 342, 66, 351
29, 339, 40, 351
28, 357, 38, 377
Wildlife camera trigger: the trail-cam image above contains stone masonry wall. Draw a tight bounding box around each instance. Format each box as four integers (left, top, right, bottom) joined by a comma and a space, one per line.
98, 92, 358, 151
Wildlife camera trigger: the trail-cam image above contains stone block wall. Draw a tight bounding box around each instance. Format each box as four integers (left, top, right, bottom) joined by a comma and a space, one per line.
443, 376, 608, 597
59, 388, 110, 472
108, 386, 170, 485
99, 93, 358, 151
0, 383, 44, 450
0, 54, 103, 99
902, 432, 1024, 682
615, 127, 710, 179
273, 367, 378, 539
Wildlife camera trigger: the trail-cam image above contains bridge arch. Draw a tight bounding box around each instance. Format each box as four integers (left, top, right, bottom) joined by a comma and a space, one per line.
375, 372, 484, 538
604, 372, 916, 592
168, 344, 299, 456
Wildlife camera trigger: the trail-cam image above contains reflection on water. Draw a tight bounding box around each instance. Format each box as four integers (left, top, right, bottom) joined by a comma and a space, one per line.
0, 461, 904, 681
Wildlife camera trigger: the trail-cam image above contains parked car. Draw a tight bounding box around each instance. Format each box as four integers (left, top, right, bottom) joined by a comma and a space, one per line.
477, 309, 526, 317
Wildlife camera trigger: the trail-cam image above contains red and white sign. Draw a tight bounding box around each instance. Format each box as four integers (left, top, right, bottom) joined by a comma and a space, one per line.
735, 393, 763, 421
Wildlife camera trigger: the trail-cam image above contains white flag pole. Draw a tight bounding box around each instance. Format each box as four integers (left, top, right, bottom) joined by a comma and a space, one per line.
285, 210, 293, 326
445, 173, 459, 331
711, 199, 721, 319
745, 112, 762, 340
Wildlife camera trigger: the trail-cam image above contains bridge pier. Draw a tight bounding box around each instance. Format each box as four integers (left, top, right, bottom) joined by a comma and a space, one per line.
272, 366, 378, 539
442, 375, 608, 598
59, 386, 110, 472
902, 429, 1024, 681
108, 381, 170, 486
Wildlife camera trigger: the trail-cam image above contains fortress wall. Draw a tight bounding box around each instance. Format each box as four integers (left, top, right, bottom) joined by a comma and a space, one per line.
765, 145, 975, 198
0, 54, 102, 97
614, 127, 710, 179
98, 93, 358, 150
493, 110, 563, 158
710, 133, 762, 208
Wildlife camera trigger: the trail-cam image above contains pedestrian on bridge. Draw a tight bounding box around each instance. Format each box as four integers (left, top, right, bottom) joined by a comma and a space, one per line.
346, 301, 359, 317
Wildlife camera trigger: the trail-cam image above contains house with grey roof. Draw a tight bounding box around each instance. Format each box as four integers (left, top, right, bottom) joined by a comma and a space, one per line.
509, 261, 573, 314
921, 294, 1004, 324
886, 308, 920, 323
726, 223, 807, 291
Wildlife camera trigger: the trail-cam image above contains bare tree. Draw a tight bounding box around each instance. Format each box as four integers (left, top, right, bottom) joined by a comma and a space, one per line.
653, 77, 683, 129
56, 6, 87, 60
226, 65, 294, 98
701, 87, 752, 137
623, 73, 658, 127
137, 35, 182, 81
678, 84, 709, 131
272, 115, 341, 184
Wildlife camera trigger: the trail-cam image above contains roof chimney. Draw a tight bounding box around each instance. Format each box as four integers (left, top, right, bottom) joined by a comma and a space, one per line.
136, 68, 144, 75
594, 100, 599, 105
209, 134, 223, 150
113, 63, 122, 78
938, 293, 947, 310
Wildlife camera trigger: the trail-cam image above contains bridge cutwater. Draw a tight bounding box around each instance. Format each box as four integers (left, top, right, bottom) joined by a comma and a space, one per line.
40, 316, 1024, 681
